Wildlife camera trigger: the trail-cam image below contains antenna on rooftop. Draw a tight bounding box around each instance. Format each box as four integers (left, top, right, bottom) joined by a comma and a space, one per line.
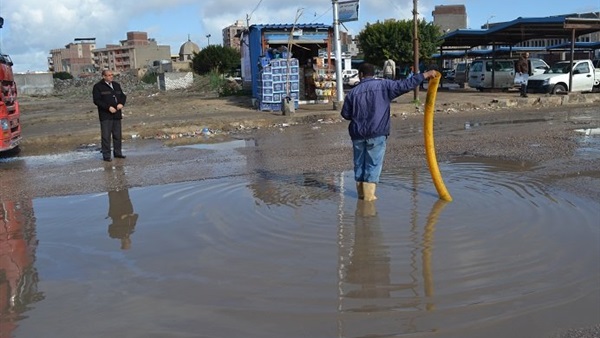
246, 0, 263, 27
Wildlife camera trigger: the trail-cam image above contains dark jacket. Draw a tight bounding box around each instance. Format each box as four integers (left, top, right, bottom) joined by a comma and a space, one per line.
340, 74, 425, 140
515, 57, 530, 75
92, 80, 127, 121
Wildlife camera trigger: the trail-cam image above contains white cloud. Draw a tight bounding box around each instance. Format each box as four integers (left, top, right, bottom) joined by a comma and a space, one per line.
0, 0, 589, 72
1, 0, 201, 72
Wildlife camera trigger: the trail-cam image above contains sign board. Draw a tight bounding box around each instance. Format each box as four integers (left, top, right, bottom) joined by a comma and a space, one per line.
338, 0, 359, 22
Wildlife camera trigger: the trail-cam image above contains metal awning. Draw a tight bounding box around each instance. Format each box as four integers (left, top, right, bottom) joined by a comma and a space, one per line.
437, 15, 600, 92
441, 16, 600, 49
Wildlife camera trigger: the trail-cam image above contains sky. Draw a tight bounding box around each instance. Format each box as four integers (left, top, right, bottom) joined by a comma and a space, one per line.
1, 0, 599, 73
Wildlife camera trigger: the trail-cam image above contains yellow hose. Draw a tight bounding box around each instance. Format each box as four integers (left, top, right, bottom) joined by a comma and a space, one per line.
424, 71, 453, 202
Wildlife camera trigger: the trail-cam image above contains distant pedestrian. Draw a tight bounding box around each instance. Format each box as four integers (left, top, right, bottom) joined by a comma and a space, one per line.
515, 52, 531, 97
383, 59, 396, 80
92, 70, 127, 162
406, 66, 415, 79
341, 62, 437, 201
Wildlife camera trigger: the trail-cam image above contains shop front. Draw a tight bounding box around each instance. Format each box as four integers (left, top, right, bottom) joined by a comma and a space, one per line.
240, 23, 336, 111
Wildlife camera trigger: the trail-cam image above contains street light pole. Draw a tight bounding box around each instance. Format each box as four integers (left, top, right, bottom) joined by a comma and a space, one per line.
486, 15, 495, 29
413, 0, 419, 101
206, 34, 211, 46
332, 0, 344, 110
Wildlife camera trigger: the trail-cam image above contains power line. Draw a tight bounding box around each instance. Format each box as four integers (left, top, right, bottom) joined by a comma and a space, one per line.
310, 7, 331, 23
246, 0, 263, 26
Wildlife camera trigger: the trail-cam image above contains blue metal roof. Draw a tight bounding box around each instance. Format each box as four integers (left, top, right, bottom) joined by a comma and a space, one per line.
432, 47, 548, 59
250, 23, 331, 30
546, 41, 600, 50
441, 16, 600, 48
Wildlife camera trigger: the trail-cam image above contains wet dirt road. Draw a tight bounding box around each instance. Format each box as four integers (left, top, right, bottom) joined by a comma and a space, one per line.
1, 95, 599, 337
5, 97, 600, 201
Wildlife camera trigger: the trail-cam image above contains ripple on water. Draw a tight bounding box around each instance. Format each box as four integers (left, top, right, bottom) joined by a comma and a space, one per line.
23, 161, 600, 337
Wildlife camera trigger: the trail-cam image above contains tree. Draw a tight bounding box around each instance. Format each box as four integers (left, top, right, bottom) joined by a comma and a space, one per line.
53, 71, 73, 80
192, 45, 241, 75
357, 19, 442, 69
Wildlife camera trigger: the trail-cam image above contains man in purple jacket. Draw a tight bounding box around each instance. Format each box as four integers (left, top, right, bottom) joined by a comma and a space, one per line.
341, 62, 437, 201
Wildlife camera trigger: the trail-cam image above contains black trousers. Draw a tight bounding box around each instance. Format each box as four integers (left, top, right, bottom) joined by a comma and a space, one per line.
520, 83, 528, 96
100, 119, 123, 158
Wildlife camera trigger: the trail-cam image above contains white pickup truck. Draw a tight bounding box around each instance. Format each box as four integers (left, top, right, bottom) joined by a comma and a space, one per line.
527, 59, 600, 94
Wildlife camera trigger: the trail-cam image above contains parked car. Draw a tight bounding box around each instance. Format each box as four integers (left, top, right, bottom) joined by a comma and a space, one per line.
527, 59, 600, 94
340, 68, 358, 79
344, 73, 360, 87
528, 58, 550, 76
468, 59, 515, 90
453, 62, 470, 88
442, 67, 454, 80
444, 69, 456, 81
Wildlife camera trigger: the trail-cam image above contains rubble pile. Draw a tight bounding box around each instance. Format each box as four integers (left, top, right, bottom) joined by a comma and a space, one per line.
53, 73, 154, 97
52, 72, 219, 98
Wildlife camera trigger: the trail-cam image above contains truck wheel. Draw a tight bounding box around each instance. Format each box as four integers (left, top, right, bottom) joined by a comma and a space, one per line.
552, 84, 567, 94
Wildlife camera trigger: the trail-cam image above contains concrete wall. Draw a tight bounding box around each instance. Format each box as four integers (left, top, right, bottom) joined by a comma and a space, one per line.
14, 73, 54, 96
157, 72, 193, 91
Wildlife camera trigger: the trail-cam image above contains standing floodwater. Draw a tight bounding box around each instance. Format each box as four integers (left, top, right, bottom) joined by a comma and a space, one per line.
5, 156, 599, 337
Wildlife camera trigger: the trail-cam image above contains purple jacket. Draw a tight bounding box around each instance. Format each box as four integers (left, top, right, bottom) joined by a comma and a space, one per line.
340, 74, 425, 140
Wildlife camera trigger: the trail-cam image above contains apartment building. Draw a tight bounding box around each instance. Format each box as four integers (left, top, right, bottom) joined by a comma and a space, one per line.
93, 31, 171, 74
432, 5, 467, 33
222, 20, 246, 50
48, 38, 96, 75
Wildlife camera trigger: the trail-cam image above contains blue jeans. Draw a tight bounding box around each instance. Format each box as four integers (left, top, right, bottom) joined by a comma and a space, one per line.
352, 136, 387, 183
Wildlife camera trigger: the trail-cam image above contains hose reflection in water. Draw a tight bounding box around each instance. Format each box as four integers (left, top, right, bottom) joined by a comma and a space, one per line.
337, 175, 449, 336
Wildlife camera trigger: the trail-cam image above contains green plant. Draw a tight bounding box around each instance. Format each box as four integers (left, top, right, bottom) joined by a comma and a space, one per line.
141, 71, 158, 84
208, 70, 224, 91
53, 71, 73, 80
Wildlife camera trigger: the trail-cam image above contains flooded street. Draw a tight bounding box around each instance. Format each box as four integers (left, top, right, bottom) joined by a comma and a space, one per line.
1, 106, 599, 337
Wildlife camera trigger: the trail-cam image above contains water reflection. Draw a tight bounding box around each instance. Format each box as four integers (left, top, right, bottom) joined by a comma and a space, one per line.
422, 199, 449, 312
251, 170, 340, 206
344, 200, 394, 299
104, 165, 138, 250
11, 157, 600, 337
107, 190, 138, 250
338, 185, 449, 336
0, 197, 43, 335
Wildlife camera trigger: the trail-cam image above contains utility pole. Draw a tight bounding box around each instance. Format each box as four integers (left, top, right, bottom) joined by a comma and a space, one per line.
413, 0, 419, 101
332, 0, 344, 110
486, 15, 495, 29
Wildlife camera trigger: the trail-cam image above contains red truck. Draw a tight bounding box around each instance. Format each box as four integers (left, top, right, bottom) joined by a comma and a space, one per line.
0, 53, 20, 153
0, 17, 21, 153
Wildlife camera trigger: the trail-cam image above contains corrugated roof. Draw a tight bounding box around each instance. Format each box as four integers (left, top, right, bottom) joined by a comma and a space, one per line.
441, 16, 600, 48
251, 23, 331, 30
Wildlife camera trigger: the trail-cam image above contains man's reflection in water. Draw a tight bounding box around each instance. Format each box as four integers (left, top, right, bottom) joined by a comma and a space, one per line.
344, 200, 395, 298
104, 165, 138, 250
107, 189, 138, 250
344, 199, 445, 302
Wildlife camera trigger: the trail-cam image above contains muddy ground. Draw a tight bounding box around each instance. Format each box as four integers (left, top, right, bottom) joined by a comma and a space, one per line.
5, 82, 600, 202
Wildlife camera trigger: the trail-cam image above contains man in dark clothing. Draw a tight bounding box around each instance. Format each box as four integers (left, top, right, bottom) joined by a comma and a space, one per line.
341, 62, 437, 201
92, 70, 127, 161
515, 52, 531, 98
